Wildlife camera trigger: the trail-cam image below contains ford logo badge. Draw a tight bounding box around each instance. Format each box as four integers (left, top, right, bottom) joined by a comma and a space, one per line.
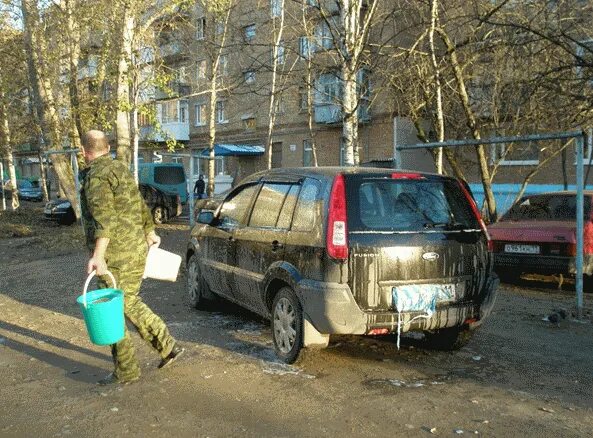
422, 252, 440, 261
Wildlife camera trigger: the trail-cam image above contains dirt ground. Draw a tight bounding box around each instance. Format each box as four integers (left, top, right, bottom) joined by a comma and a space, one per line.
1, 205, 593, 437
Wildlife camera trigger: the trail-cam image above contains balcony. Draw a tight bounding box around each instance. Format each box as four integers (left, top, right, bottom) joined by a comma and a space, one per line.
140, 122, 189, 142
314, 102, 371, 124
158, 41, 183, 59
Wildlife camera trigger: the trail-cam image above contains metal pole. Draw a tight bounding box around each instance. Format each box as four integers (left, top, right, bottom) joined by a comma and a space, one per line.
576, 134, 585, 319
393, 117, 402, 169
0, 161, 6, 211
189, 149, 195, 227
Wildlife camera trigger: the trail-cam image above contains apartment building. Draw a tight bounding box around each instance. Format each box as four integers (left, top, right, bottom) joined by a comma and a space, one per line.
138, 0, 430, 193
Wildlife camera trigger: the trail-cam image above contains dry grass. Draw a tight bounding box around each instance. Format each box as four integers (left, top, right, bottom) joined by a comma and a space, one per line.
0, 204, 85, 251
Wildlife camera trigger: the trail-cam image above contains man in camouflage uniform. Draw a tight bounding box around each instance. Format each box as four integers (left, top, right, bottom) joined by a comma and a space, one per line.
80, 130, 183, 385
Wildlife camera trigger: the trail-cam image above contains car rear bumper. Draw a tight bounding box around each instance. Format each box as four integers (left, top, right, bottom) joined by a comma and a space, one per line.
297, 275, 498, 335
494, 253, 593, 276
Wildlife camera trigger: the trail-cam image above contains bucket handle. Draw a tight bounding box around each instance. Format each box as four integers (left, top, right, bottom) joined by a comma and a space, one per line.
82, 270, 117, 309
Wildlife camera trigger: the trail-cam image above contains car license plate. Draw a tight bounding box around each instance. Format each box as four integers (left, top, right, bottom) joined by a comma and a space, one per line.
504, 244, 540, 254
392, 283, 456, 313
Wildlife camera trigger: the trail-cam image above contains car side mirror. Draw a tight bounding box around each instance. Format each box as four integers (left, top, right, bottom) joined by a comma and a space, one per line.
197, 210, 215, 225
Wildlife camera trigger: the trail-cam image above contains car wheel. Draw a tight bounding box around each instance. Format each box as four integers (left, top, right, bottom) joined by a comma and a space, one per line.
152, 206, 168, 224
58, 209, 77, 226
423, 325, 475, 351
272, 287, 304, 364
186, 254, 210, 309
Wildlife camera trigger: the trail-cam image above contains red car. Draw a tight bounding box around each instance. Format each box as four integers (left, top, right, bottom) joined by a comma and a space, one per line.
488, 191, 593, 284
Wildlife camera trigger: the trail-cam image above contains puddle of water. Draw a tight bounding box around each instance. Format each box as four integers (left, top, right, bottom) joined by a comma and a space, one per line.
262, 361, 316, 379
367, 378, 445, 388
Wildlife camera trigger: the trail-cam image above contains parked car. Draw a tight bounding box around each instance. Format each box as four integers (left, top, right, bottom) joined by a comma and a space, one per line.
1, 179, 43, 202
488, 191, 593, 283
138, 163, 188, 204
139, 183, 183, 224
44, 199, 77, 225
186, 167, 498, 363
43, 183, 182, 226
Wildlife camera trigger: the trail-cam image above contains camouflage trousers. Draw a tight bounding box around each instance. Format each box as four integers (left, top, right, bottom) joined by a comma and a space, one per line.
99, 262, 176, 381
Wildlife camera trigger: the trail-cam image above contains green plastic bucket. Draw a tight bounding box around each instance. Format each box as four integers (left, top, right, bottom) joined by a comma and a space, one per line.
77, 271, 125, 346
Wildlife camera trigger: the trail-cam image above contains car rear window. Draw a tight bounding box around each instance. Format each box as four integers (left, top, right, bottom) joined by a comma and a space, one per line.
154, 166, 185, 185
345, 176, 480, 232
502, 194, 591, 221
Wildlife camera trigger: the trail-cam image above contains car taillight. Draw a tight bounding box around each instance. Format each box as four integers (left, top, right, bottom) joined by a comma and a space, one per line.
457, 181, 493, 252
327, 174, 348, 261
567, 243, 578, 257
391, 172, 423, 180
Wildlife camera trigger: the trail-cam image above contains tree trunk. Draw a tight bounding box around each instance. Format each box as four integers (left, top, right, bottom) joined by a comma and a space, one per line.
301, 1, 318, 166
0, 97, 19, 210
437, 27, 497, 220
65, 0, 83, 141
429, 0, 444, 173
22, 0, 79, 215
266, 0, 285, 170
115, 5, 134, 165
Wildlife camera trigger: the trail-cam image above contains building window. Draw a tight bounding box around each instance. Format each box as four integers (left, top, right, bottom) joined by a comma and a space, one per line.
299, 36, 312, 59
275, 97, 285, 115
194, 155, 227, 177
244, 24, 256, 41
492, 142, 540, 166
159, 100, 178, 124
316, 72, 342, 105
195, 102, 206, 126
271, 0, 283, 17
218, 55, 228, 77
315, 20, 334, 50
215, 21, 225, 35
576, 39, 593, 80
179, 100, 188, 123
303, 140, 313, 166
273, 41, 285, 65
244, 70, 256, 84
197, 60, 207, 81
196, 17, 206, 40
216, 100, 227, 124
299, 87, 309, 111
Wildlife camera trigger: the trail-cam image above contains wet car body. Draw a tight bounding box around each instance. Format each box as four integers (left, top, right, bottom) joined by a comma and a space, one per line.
186, 167, 498, 362
488, 191, 593, 279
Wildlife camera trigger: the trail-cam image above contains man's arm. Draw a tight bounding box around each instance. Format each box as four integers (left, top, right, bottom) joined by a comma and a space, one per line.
88, 237, 109, 275
85, 173, 116, 275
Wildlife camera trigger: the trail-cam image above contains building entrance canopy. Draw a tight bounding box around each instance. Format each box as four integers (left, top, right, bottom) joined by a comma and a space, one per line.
199, 144, 264, 157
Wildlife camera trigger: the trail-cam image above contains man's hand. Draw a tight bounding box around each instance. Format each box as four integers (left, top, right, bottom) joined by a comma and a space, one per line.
88, 254, 108, 275
146, 231, 161, 248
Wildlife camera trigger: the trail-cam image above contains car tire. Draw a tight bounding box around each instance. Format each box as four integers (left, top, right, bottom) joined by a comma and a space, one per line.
186, 254, 211, 309
152, 206, 168, 224
423, 325, 475, 351
272, 287, 304, 364
58, 209, 77, 226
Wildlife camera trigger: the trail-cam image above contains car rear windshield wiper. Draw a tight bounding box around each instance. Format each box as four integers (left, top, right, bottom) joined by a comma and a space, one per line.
423, 221, 468, 230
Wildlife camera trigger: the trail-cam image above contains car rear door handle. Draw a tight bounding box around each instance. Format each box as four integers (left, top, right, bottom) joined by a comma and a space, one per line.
271, 240, 283, 251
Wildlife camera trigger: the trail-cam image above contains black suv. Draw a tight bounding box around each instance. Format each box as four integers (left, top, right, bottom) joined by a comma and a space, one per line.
186, 168, 498, 363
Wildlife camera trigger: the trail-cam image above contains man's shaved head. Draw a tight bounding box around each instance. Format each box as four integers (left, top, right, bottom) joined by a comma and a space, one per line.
82, 130, 109, 154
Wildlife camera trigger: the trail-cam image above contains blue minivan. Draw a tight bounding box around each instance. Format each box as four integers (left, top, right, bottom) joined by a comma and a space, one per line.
138, 163, 188, 204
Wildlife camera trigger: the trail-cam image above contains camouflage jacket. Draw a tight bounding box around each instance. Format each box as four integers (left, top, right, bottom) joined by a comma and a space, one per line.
80, 155, 154, 265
